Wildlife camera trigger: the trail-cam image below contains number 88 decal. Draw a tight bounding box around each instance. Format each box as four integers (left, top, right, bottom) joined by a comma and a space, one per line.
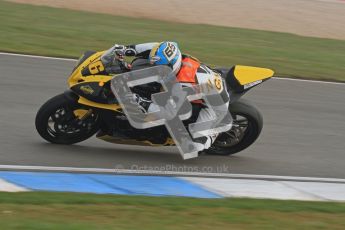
164, 42, 177, 60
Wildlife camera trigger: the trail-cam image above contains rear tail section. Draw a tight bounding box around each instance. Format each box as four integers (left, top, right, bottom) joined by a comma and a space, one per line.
225, 65, 274, 93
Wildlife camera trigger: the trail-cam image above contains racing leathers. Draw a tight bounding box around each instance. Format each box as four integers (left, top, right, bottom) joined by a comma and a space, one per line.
101, 43, 230, 150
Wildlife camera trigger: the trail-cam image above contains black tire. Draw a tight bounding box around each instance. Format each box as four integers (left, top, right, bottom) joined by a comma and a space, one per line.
204, 99, 263, 156
35, 93, 100, 145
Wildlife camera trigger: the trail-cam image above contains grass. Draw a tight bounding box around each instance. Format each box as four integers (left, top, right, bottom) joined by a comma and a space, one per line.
0, 1, 345, 82
0, 192, 345, 230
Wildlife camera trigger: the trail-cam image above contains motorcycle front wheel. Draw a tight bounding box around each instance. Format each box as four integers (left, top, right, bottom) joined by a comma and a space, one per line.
35, 93, 100, 145
204, 99, 263, 156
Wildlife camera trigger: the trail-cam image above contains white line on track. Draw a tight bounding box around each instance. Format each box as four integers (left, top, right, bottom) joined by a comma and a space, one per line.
1, 52, 344, 86
1, 164, 345, 183
274, 77, 345, 85
0, 52, 76, 62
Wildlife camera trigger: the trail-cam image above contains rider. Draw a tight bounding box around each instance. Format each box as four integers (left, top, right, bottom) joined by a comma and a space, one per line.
101, 42, 230, 150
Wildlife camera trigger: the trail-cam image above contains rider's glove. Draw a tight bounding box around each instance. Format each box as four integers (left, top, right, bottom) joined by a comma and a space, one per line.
123, 47, 136, 56
113, 44, 137, 60
113, 44, 126, 61
113, 44, 135, 71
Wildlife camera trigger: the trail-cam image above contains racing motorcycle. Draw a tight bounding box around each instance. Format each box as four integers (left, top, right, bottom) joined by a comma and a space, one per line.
35, 50, 274, 159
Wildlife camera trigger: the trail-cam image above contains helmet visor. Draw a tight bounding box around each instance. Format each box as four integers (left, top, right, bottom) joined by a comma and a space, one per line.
149, 55, 161, 65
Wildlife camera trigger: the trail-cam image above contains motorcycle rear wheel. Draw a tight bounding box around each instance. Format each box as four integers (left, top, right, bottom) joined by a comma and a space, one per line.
35, 93, 100, 145
204, 99, 263, 156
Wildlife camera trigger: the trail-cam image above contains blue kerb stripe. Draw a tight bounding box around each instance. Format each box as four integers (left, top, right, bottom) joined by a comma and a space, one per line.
0, 171, 221, 198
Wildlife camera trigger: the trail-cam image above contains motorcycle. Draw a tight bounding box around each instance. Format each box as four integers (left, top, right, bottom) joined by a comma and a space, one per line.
35, 50, 274, 159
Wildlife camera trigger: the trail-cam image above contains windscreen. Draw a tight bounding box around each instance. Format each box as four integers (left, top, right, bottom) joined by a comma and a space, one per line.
100, 46, 117, 66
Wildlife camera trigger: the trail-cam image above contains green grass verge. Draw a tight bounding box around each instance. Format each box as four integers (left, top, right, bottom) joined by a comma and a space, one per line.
1, 0, 345, 82
0, 192, 345, 230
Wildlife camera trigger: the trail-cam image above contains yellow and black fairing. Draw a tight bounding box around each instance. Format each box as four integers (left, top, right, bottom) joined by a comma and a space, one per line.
225, 65, 274, 95
67, 50, 122, 112
66, 51, 175, 147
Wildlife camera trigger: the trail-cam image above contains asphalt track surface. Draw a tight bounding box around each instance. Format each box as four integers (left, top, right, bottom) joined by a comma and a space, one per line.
0, 53, 344, 178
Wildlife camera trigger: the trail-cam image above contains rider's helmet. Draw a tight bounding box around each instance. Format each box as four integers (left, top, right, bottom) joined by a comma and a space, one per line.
149, 42, 182, 74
